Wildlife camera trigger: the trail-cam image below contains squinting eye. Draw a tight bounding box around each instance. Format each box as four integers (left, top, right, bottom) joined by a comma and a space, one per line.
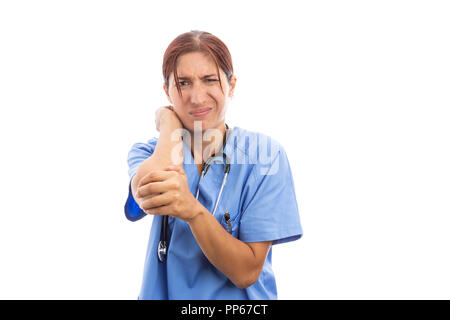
178, 79, 217, 86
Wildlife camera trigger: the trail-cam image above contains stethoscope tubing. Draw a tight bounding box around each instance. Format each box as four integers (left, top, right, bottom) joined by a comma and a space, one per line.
158, 125, 231, 263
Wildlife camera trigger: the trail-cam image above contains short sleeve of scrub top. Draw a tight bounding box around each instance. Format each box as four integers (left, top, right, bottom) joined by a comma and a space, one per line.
239, 144, 303, 245
124, 138, 158, 222
124, 127, 303, 300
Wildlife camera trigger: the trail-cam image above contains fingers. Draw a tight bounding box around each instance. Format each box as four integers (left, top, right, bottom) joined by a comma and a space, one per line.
165, 165, 184, 173
136, 167, 186, 200
141, 192, 172, 212
136, 180, 172, 198
144, 205, 172, 216
138, 170, 175, 187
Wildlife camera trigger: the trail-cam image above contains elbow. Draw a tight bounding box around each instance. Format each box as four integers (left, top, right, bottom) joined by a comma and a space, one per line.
235, 279, 256, 290
233, 269, 260, 290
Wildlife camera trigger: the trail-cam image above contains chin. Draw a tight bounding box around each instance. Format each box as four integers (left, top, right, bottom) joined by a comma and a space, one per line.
183, 119, 215, 132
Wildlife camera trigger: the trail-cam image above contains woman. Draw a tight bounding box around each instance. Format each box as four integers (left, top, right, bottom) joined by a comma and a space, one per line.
124, 30, 303, 300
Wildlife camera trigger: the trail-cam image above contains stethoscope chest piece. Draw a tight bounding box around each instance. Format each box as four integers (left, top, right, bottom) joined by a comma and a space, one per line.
158, 240, 167, 262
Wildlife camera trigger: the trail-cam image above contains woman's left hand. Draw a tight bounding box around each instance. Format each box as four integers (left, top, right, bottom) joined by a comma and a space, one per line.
134, 165, 201, 222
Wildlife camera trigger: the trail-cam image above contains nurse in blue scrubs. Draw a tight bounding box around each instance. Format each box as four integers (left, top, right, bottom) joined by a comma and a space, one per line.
124, 30, 303, 300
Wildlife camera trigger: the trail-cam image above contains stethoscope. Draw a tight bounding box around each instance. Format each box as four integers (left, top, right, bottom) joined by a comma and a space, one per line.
158, 124, 232, 262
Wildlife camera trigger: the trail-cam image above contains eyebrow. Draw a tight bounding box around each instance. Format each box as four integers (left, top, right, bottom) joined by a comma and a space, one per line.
177, 74, 218, 80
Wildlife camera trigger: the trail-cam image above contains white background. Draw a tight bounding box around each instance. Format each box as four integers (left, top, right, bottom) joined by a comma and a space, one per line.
1, 0, 449, 299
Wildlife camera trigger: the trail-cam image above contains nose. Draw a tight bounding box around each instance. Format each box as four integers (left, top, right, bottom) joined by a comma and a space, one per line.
189, 82, 208, 105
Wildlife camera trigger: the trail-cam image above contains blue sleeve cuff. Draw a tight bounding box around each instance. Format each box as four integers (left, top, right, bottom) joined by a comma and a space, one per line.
240, 227, 303, 245
124, 177, 146, 222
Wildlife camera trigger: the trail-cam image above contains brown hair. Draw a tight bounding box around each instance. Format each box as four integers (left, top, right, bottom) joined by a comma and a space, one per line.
162, 30, 234, 98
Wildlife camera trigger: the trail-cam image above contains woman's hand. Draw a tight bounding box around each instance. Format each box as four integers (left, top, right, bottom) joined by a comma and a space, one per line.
155, 105, 183, 132
134, 165, 203, 223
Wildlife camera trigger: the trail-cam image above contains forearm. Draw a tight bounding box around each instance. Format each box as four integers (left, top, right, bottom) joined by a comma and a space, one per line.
132, 123, 183, 195
187, 205, 258, 289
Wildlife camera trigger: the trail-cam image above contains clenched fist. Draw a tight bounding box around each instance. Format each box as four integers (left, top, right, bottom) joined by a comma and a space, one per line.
155, 105, 182, 132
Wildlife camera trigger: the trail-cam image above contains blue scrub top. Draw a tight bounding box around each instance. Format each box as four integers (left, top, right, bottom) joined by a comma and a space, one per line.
124, 126, 303, 300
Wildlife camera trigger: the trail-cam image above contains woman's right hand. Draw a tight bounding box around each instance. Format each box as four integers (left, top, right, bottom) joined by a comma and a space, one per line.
155, 105, 183, 132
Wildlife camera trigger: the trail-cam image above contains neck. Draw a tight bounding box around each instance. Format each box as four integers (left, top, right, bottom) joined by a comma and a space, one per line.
190, 122, 227, 166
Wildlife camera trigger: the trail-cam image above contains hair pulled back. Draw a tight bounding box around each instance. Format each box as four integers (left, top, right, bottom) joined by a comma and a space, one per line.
163, 30, 234, 97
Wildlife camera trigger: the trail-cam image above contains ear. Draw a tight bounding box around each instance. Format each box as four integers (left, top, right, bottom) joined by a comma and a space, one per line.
228, 75, 237, 98
163, 83, 173, 104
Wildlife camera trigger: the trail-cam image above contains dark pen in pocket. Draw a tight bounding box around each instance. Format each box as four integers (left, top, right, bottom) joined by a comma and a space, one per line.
224, 211, 232, 234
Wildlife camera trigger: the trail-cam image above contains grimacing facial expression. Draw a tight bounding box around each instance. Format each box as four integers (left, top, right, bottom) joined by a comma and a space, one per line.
163, 51, 236, 133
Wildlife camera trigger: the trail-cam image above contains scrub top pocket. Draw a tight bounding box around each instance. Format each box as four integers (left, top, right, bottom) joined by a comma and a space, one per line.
218, 209, 240, 238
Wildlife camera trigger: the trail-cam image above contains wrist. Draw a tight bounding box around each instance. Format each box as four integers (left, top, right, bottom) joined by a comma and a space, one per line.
186, 201, 207, 225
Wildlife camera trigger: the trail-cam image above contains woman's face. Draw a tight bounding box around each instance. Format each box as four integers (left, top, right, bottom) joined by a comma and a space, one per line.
163, 51, 236, 133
